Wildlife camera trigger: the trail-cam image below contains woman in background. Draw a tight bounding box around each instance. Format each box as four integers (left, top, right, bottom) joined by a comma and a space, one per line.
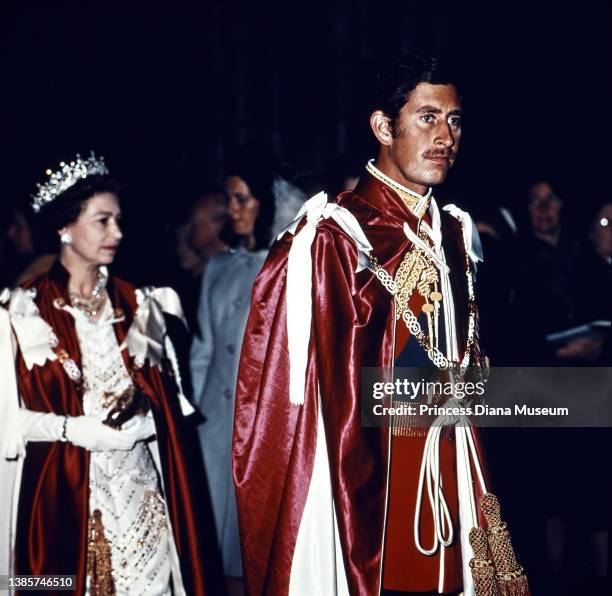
190, 149, 304, 594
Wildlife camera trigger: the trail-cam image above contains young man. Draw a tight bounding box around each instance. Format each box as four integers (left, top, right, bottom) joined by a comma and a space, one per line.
233, 56, 525, 595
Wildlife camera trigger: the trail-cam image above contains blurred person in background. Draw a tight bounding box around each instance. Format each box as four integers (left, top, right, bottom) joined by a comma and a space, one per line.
511, 179, 589, 364
563, 199, 612, 595
503, 185, 611, 593
190, 147, 304, 595
473, 200, 519, 364
527, 180, 563, 246
540, 201, 612, 593
2, 205, 56, 286
575, 201, 612, 363
590, 202, 612, 266
174, 189, 228, 334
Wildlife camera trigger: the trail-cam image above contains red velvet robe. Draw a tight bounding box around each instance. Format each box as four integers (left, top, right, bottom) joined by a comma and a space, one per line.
12, 261, 210, 595
233, 172, 487, 595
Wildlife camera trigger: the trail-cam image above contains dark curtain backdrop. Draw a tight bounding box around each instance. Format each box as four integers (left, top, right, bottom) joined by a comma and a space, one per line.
1, 0, 610, 282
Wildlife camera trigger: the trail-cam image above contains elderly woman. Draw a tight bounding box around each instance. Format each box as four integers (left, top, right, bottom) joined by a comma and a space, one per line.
0, 154, 209, 595
190, 152, 304, 586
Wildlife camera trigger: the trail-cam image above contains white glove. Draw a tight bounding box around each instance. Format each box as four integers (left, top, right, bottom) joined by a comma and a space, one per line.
16, 409, 157, 452
65, 416, 140, 452
119, 414, 157, 445
17, 408, 65, 442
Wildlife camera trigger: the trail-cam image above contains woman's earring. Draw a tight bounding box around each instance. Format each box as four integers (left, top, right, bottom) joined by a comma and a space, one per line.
60, 232, 72, 245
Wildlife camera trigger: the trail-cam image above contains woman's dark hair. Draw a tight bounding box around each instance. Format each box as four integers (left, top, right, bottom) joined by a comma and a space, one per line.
35, 175, 123, 246
372, 54, 457, 137
224, 146, 279, 250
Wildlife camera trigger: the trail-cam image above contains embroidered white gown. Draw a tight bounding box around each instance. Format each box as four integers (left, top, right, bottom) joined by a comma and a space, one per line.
73, 300, 173, 595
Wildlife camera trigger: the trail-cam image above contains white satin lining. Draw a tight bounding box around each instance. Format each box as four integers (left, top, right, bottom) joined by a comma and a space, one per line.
288, 391, 349, 595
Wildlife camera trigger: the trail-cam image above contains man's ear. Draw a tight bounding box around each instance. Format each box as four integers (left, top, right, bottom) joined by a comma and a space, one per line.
370, 110, 393, 146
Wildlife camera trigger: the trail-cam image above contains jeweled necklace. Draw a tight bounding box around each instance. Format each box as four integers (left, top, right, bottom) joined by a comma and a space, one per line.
69, 268, 107, 319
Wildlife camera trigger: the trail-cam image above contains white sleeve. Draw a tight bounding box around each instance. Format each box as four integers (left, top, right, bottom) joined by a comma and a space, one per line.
16, 409, 64, 443
0, 307, 25, 460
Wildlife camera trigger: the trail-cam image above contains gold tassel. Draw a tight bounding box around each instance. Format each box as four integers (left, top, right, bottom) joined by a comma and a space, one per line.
86, 509, 116, 596
480, 493, 530, 596
469, 527, 498, 595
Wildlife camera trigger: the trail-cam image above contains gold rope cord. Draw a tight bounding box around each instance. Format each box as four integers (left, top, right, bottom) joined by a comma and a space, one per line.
86, 509, 116, 596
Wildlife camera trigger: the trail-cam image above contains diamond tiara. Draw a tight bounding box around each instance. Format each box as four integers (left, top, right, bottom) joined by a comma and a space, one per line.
31, 151, 110, 213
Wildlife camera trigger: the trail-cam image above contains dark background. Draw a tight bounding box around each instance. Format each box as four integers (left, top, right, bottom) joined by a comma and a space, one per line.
1, 0, 611, 282
2, 3, 611, 593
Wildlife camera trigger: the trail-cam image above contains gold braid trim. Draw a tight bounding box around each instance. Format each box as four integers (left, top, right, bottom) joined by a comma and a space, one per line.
481, 493, 530, 596
469, 527, 498, 595
86, 509, 116, 596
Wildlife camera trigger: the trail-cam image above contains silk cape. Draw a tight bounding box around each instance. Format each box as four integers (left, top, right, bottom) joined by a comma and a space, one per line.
233, 172, 489, 595
0, 261, 212, 596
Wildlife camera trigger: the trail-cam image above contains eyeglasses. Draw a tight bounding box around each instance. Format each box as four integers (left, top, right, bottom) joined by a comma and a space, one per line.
528, 193, 561, 208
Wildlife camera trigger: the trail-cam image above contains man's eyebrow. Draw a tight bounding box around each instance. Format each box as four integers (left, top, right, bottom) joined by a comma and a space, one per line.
415, 106, 463, 117
416, 105, 442, 114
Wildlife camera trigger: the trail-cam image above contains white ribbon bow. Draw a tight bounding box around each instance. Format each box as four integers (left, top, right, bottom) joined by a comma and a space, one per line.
124, 287, 185, 366
280, 191, 373, 406
123, 287, 194, 415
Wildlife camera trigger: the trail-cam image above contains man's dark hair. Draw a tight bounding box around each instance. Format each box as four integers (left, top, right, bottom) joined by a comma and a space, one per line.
373, 54, 457, 136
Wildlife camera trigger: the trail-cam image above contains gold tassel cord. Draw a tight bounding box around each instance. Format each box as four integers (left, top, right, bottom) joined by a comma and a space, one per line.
480, 493, 530, 596
469, 527, 498, 595
86, 508, 116, 596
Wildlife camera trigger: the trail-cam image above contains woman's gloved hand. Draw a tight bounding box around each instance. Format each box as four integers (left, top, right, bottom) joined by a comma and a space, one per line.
66, 415, 145, 451
17, 409, 156, 452
119, 414, 156, 444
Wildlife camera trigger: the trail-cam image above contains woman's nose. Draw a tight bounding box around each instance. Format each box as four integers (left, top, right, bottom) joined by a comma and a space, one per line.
112, 220, 123, 240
